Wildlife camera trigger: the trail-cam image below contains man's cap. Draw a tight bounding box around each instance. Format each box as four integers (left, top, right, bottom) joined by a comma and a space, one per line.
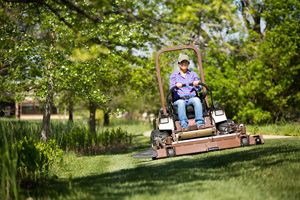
178, 54, 190, 64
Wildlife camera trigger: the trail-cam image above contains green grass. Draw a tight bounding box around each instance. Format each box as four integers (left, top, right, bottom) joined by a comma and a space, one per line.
3, 119, 299, 199
24, 138, 300, 200
247, 122, 300, 136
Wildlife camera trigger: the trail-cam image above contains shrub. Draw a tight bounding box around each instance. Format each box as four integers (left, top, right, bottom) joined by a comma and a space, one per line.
99, 128, 133, 147
0, 133, 18, 200
55, 127, 133, 154
235, 102, 272, 124
0, 119, 133, 154
15, 137, 63, 184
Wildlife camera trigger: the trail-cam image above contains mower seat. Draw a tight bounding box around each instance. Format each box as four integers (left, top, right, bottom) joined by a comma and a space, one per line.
172, 104, 195, 121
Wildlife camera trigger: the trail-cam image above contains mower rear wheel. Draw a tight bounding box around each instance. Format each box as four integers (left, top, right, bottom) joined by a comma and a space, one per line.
150, 130, 169, 148
217, 119, 235, 134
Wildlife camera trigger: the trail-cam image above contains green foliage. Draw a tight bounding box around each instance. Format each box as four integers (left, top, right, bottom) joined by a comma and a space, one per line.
158, 0, 238, 45
99, 128, 133, 147
235, 0, 300, 122
236, 102, 272, 124
0, 120, 62, 198
0, 0, 162, 133
0, 118, 146, 198
53, 126, 133, 154
1, 0, 299, 125
0, 132, 18, 200
15, 137, 63, 182
200, 1, 300, 124
0, 119, 133, 154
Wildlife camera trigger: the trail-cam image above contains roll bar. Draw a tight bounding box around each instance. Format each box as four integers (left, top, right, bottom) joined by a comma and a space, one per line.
155, 44, 206, 115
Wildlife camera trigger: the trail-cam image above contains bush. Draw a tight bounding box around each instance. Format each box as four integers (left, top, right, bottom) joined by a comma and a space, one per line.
235, 102, 272, 124
0, 119, 133, 154
55, 127, 133, 154
15, 137, 63, 184
99, 128, 133, 147
0, 133, 18, 200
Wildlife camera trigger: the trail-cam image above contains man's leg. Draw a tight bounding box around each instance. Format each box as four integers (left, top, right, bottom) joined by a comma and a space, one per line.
188, 97, 204, 126
174, 99, 188, 128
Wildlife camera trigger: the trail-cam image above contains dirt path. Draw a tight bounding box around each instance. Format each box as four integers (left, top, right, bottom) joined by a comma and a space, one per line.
143, 130, 152, 137
261, 135, 295, 139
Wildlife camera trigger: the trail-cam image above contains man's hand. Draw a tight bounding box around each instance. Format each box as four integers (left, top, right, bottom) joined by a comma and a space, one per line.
193, 80, 200, 86
176, 82, 183, 88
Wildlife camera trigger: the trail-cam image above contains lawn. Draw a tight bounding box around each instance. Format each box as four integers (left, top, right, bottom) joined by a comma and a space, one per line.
24, 121, 300, 200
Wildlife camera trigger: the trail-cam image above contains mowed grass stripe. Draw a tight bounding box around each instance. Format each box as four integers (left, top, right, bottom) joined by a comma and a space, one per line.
55, 153, 111, 178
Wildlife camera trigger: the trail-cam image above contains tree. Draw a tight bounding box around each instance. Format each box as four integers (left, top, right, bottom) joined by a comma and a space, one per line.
237, 0, 265, 36
1, 0, 166, 136
239, 0, 300, 122
205, 0, 300, 123
2, 0, 299, 128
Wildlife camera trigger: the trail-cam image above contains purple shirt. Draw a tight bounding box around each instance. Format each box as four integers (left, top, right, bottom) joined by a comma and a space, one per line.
169, 70, 200, 98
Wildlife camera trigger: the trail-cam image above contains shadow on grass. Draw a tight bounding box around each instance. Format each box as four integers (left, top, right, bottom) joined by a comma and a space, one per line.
29, 140, 300, 199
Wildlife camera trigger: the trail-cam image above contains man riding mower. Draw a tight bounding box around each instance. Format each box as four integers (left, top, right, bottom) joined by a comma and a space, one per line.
149, 44, 264, 159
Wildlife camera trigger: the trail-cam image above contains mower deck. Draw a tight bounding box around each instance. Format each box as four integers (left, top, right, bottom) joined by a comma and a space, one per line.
154, 133, 264, 159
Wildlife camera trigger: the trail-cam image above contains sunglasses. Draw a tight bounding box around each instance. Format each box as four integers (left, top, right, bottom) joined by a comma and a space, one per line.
179, 61, 189, 66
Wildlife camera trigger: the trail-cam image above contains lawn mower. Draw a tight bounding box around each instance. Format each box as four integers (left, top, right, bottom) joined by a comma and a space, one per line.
141, 44, 264, 160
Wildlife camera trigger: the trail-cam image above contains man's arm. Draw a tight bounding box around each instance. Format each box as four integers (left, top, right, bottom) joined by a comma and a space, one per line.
192, 72, 201, 89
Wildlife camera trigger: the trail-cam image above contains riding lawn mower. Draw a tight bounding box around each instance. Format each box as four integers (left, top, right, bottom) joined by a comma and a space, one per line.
135, 44, 264, 160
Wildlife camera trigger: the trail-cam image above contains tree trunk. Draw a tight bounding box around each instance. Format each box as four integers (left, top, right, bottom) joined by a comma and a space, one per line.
68, 98, 73, 122
41, 83, 53, 142
239, 0, 264, 36
253, 15, 261, 35
89, 101, 96, 134
103, 110, 110, 126
15, 103, 21, 119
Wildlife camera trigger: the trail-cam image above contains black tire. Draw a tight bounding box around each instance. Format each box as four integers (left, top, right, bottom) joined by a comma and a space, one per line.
241, 137, 249, 146
150, 130, 169, 147
255, 137, 262, 144
150, 130, 159, 145
167, 148, 176, 157
152, 118, 158, 130
217, 119, 235, 134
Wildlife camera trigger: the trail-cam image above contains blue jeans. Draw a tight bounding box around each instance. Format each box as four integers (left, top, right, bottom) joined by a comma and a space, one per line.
174, 97, 204, 128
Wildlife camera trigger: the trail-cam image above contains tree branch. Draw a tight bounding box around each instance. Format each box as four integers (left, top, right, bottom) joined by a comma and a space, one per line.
44, 2, 75, 30
3, 0, 44, 3
58, 0, 101, 23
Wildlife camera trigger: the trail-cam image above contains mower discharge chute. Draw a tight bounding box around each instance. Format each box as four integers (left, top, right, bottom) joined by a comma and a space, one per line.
148, 44, 264, 159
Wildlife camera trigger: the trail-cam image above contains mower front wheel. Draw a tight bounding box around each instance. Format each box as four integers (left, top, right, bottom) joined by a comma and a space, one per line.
241, 137, 249, 146
167, 148, 176, 157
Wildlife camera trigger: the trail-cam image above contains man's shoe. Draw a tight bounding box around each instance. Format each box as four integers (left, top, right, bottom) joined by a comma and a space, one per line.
181, 127, 189, 132
197, 124, 206, 129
